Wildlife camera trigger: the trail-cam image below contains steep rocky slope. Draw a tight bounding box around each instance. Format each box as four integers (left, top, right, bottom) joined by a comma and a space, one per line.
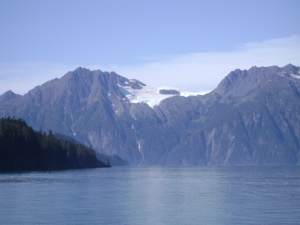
1, 64, 299, 165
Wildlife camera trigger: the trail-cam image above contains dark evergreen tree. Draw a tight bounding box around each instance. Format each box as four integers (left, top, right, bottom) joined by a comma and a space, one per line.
0, 117, 110, 171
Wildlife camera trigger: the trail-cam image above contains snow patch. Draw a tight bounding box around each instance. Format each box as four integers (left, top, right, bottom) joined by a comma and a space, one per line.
131, 124, 135, 131
291, 73, 300, 79
118, 85, 208, 108
137, 140, 144, 165
70, 126, 76, 136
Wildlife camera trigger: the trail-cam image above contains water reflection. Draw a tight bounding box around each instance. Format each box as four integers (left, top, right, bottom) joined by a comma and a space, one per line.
0, 166, 300, 225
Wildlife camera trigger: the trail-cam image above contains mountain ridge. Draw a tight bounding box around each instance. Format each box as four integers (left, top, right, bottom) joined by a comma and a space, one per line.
1, 64, 299, 166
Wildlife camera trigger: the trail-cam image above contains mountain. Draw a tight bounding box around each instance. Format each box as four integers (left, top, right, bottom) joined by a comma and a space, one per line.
0, 90, 21, 104
0, 64, 299, 166
54, 132, 128, 166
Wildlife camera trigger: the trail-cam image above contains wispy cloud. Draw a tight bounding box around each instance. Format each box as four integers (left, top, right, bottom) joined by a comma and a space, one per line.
0, 35, 299, 95
106, 35, 300, 91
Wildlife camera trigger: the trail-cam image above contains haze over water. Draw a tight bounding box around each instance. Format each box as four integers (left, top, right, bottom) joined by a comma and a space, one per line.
1, 166, 300, 225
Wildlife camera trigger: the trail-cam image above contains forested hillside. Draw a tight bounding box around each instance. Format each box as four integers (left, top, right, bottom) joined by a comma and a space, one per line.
0, 118, 110, 171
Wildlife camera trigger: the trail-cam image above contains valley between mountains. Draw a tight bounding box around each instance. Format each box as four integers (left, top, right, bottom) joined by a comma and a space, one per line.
1, 64, 300, 166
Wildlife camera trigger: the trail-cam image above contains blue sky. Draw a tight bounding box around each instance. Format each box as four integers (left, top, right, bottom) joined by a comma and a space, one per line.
0, 0, 299, 94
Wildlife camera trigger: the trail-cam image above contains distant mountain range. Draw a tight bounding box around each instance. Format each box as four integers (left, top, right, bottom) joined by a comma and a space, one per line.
1, 64, 299, 166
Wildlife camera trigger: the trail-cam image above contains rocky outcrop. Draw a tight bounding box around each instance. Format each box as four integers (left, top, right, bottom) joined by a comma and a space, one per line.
159, 89, 180, 95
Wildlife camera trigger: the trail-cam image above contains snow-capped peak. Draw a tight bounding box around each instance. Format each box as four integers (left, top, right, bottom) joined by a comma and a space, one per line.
118, 84, 208, 108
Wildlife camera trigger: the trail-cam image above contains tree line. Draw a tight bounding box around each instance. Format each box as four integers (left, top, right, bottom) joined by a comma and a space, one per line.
0, 117, 110, 171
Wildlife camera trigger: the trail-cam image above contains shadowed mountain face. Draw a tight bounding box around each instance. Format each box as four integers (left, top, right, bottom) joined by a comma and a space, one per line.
1, 64, 300, 166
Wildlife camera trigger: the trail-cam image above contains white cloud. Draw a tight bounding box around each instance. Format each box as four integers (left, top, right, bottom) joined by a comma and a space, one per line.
0, 35, 299, 95
107, 35, 300, 91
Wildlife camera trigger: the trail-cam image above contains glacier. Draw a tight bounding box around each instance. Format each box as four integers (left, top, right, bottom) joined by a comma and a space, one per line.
118, 84, 209, 108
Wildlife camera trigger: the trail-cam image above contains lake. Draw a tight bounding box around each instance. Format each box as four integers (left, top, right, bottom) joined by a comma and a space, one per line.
1, 166, 300, 225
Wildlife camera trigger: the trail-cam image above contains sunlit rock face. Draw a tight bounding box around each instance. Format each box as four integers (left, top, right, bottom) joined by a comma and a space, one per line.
1, 64, 300, 166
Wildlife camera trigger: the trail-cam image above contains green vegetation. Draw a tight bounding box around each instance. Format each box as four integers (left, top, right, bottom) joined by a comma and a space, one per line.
0, 117, 110, 171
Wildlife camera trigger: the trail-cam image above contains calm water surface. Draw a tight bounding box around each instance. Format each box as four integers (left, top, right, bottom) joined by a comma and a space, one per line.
0, 166, 300, 225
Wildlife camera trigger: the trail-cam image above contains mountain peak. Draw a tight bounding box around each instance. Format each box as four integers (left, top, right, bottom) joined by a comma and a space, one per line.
74, 66, 91, 73
283, 63, 299, 74
0, 90, 21, 104
2, 90, 16, 95
214, 64, 300, 98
